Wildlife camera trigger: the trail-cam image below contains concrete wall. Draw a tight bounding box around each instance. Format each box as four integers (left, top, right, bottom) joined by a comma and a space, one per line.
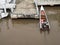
35, 0, 60, 5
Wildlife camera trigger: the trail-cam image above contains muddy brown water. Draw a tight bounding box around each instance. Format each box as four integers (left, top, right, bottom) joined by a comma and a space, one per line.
0, 6, 60, 45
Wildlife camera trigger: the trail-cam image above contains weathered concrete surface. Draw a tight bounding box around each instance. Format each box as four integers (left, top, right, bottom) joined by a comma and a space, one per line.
14, 0, 37, 15
37, 0, 60, 5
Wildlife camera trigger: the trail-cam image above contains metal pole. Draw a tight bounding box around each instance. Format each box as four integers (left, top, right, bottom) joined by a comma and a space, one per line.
34, 0, 39, 15
3, 2, 6, 13
13, 0, 16, 4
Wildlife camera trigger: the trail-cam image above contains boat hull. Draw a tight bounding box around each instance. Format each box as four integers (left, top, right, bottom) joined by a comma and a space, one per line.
40, 6, 50, 30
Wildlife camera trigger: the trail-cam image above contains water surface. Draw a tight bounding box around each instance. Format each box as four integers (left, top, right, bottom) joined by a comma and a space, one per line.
0, 6, 60, 45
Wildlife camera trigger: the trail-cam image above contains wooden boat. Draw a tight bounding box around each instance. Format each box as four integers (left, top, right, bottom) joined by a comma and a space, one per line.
40, 6, 50, 30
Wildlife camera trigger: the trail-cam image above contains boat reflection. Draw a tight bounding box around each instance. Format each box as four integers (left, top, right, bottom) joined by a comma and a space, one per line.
40, 28, 50, 34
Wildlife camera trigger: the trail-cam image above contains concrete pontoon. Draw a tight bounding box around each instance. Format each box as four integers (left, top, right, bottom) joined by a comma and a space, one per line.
10, 0, 39, 19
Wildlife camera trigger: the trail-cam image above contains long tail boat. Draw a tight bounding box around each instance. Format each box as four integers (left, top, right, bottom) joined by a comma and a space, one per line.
40, 6, 50, 30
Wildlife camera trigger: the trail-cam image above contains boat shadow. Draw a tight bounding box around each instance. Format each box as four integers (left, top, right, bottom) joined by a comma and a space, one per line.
40, 28, 50, 34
